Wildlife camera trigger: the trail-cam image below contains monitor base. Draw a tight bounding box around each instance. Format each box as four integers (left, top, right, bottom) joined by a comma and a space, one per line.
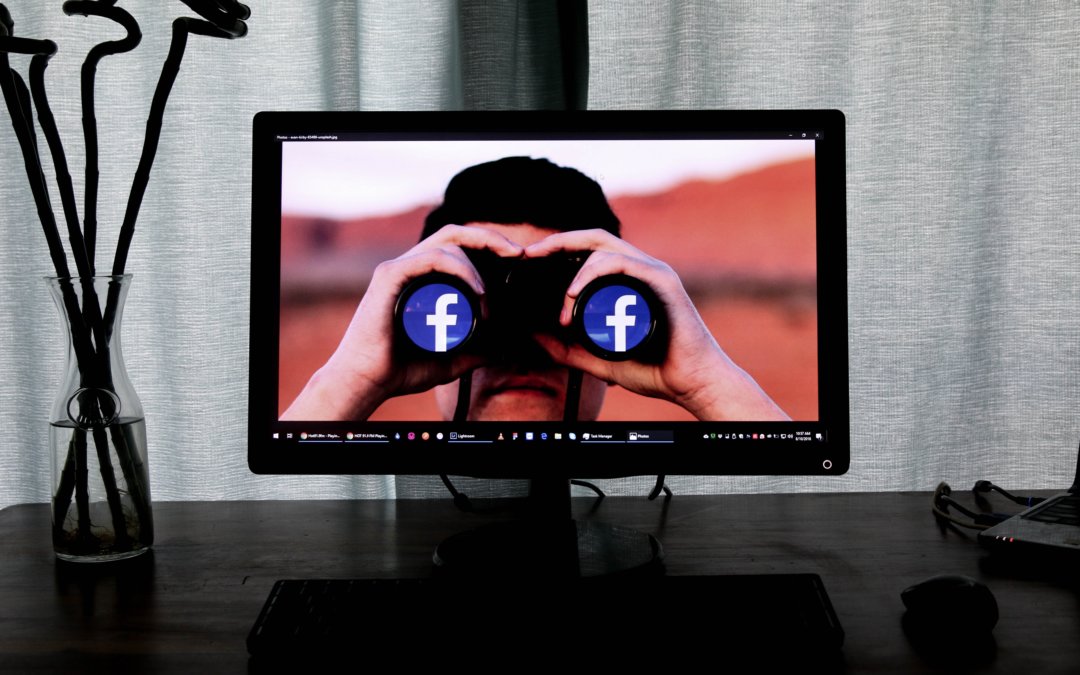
433, 519, 664, 578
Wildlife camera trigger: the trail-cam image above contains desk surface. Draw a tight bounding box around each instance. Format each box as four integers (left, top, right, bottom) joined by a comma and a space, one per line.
0, 492, 1076, 673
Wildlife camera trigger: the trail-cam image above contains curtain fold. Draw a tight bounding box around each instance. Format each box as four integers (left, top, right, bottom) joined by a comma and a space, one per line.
355, 0, 583, 110
586, 2, 1080, 498
2, 1, 1079, 508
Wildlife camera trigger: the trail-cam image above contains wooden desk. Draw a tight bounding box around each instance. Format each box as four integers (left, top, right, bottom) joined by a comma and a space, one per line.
0, 493, 1076, 673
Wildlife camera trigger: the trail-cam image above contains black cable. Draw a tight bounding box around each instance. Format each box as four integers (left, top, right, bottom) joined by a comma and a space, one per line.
439, 474, 472, 512
564, 368, 582, 422
570, 479, 604, 499
972, 480, 1046, 508
452, 371, 472, 423
931, 482, 1012, 531
438, 368, 668, 506
647, 474, 672, 501
441, 372, 474, 511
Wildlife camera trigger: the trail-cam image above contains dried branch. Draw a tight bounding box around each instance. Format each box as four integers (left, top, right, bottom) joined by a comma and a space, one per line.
62, 1, 142, 273
111, 0, 250, 278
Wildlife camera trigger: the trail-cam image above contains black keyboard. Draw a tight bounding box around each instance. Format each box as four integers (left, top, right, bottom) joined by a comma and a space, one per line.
247, 574, 843, 662
1023, 493, 1080, 525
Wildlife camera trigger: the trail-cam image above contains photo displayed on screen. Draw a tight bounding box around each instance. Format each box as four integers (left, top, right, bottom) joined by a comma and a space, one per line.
277, 139, 818, 424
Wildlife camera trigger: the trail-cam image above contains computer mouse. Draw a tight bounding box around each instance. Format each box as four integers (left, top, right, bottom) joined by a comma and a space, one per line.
901, 574, 998, 637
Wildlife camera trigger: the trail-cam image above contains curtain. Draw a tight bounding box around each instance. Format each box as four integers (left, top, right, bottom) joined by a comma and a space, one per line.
2, 1, 1079, 509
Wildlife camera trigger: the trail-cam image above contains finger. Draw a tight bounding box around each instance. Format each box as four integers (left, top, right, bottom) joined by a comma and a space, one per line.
565, 250, 652, 297
523, 228, 638, 258
557, 251, 670, 325
448, 352, 488, 381
422, 223, 525, 259
388, 246, 487, 296
408, 351, 487, 390
533, 333, 625, 384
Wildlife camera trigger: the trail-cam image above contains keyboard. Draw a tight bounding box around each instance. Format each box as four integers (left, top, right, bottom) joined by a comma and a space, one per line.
247, 574, 844, 662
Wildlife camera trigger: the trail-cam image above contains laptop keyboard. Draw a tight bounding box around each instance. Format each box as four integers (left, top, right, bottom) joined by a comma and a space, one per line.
1023, 493, 1080, 525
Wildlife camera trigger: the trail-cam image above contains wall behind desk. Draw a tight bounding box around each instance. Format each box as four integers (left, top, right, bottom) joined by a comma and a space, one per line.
1, 2, 1078, 507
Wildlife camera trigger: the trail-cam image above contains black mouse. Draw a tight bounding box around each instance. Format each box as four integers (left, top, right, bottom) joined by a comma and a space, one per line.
901, 574, 998, 639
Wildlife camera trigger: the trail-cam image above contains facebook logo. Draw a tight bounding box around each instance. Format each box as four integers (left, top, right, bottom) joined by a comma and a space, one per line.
581, 284, 652, 354
427, 292, 458, 352
400, 282, 474, 353
606, 294, 638, 352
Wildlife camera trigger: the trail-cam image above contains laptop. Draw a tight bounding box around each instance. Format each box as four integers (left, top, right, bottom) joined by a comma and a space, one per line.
978, 443, 1080, 555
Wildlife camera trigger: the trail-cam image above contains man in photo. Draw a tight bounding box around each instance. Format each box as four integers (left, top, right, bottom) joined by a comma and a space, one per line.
282, 157, 789, 423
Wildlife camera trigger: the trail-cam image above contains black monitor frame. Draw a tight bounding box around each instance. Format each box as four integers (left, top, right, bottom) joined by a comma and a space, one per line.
248, 110, 848, 479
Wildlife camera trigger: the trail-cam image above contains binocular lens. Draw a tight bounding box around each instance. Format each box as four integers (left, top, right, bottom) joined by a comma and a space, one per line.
394, 269, 663, 362
573, 275, 662, 361
396, 275, 478, 354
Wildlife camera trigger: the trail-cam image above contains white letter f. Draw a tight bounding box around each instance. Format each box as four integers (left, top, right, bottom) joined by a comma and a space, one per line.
606, 294, 637, 352
427, 293, 459, 352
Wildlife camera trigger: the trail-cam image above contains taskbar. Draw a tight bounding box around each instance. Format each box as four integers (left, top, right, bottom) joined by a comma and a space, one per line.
255, 423, 845, 475
269, 427, 827, 446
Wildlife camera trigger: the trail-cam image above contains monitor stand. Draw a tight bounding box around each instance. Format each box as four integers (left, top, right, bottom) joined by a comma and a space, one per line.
432, 476, 664, 578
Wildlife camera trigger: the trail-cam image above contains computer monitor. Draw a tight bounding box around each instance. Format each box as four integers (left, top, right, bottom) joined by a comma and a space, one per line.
248, 110, 848, 574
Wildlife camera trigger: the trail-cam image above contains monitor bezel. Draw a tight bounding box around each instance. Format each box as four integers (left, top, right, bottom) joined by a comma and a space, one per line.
248, 110, 849, 478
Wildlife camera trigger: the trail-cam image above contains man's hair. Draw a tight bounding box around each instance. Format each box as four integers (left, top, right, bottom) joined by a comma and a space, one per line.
422, 156, 620, 241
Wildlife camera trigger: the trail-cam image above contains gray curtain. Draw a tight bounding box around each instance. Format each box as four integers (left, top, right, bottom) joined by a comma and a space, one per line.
2, 1, 1079, 509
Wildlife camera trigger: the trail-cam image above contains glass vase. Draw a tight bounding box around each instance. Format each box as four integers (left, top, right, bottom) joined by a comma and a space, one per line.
47, 275, 153, 562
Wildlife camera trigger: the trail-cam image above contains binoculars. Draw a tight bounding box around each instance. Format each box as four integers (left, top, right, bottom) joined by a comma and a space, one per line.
394, 250, 665, 362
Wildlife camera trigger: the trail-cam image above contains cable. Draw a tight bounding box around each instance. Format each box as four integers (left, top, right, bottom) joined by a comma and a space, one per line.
452, 371, 472, 423
439, 474, 472, 512
972, 480, 1046, 508
570, 479, 605, 500
440, 372, 474, 511
563, 369, 582, 422
439, 369, 667, 506
647, 474, 672, 501
931, 482, 1012, 531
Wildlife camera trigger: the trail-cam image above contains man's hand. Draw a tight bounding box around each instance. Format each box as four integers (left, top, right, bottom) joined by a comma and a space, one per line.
282, 225, 523, 421
525, 229, 790, 421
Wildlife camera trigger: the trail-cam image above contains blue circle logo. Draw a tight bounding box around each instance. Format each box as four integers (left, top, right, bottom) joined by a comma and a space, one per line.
581, 285, 652, 353
401, 283, 474, 353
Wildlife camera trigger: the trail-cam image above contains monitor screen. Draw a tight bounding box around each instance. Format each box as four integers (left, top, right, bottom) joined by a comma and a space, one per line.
249, 111, 848, 479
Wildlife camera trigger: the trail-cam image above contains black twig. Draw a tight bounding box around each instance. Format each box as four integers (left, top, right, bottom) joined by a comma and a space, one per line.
111, 6, 248, 279
62, 1, 142, 273
93, 425, 131, 548
73, 428, 92, 545
28, 42, 93, 279
4, 14, 129, 547
179, 0, 250, 38
0, 28, 69, 277
2, 0, 248, 558
110, 19, 186, 278
52, 435, 77, 545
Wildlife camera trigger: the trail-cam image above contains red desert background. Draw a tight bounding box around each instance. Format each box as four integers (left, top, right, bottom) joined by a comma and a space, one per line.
279, 157, 818, 421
